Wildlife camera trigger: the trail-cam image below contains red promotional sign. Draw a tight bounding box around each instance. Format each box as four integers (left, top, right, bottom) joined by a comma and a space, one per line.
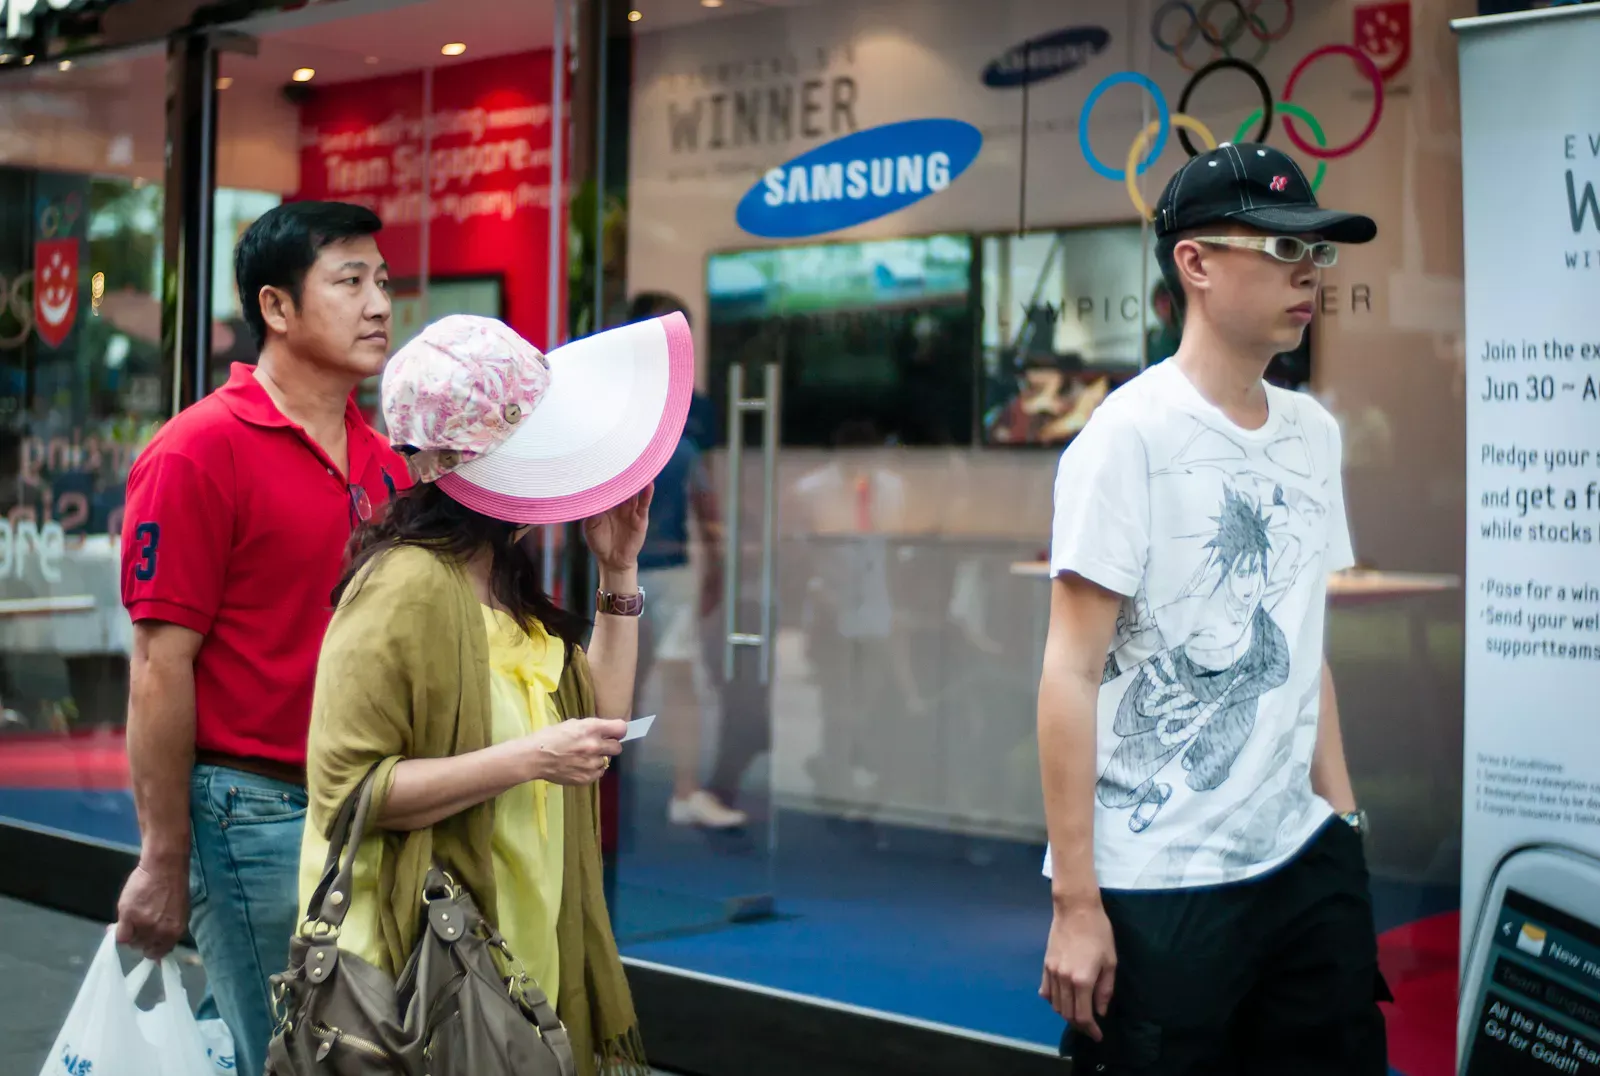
295, 50, 564, 346
1355, 1, 1412, 81
33, 238, 79, 349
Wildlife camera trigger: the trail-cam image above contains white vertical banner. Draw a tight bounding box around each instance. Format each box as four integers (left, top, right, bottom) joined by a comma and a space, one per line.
1457, 7, 1600, 1075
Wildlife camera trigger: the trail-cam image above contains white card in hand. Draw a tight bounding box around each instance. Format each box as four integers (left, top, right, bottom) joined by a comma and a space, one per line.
622, 714, 656, 742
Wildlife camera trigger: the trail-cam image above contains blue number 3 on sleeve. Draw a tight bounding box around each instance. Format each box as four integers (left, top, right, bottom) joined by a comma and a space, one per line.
133, 522, 160, 581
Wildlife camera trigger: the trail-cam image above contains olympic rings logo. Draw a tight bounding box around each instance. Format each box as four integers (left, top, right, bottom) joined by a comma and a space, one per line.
1078, 46, 1385, 220
1152, 0, 1294, 72
0, 272, 36, 350
37, 191, 82, 242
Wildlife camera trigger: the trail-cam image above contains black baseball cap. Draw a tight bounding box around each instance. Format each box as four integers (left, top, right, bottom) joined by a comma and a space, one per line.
1153, 142, 1376, 244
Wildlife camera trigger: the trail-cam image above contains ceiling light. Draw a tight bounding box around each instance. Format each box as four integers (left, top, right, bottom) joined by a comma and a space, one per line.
57, 59, 71, 71
216, 76, 233, 89
292, 67, 315, 82
701, 0, 723, 6
441, 42, 466, 56
22, 54, 34, 65
627, 9, 642, 21
364, 55, 380, 65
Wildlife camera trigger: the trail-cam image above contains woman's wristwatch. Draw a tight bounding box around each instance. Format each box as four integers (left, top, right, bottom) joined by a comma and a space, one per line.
595, 589, 645, 617
1340, 809, 1369, 839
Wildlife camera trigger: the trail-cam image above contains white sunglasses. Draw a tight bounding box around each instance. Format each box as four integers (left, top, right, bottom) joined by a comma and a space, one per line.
1192, 235, 1338, 268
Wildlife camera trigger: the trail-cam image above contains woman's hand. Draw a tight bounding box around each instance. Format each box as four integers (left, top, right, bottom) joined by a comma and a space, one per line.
525, 717, 627, 785
584, 485, 653, 574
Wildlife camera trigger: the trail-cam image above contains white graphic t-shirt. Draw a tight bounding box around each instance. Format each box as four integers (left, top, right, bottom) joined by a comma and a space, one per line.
1044, 361, 1354, 891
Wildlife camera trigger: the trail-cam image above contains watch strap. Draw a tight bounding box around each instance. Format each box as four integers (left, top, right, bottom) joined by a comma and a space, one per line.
596, 588, 645, 617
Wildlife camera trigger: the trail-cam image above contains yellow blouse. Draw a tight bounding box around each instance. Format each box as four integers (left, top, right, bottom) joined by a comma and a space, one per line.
296, 606, 567, 998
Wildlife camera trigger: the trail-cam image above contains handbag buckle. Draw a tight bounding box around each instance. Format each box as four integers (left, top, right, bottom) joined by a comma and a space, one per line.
304, 919, 342, 942
422, 871, 461, 906
270, 978, 292, 1032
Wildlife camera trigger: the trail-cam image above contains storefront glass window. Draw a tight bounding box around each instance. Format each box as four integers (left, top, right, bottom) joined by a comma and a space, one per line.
215, 0, 565, 429
606, 0, 1470, 1063
0, 45, 169, 848
0, 0, 1475, 1070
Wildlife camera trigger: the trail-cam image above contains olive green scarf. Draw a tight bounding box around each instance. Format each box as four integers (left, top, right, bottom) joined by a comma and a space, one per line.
304, 543, 648, 1076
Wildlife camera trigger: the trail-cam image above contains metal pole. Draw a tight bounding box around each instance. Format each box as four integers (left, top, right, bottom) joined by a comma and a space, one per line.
547, 0, 566, 349
420, 65, 433, 325
161, 32, 218, 410
542, 0, 568, 599
592, 0, 607, 327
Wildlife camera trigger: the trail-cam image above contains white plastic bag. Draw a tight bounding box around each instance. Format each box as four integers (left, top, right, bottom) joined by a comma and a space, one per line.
38, 925, 215, 1076
196, 1017, 237, 1074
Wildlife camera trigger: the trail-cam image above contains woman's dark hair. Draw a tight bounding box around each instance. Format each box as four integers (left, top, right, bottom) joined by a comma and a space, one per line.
334, 482, 589, 652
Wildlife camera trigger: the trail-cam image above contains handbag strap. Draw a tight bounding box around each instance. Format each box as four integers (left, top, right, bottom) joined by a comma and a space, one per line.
419, 867, 568, 1050
306, 786, 574, 1073
301, 770, 380, 931
464, 898, 571, 1058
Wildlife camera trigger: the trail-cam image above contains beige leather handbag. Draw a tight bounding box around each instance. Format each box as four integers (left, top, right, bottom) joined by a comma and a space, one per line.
265, 775, 576, 1076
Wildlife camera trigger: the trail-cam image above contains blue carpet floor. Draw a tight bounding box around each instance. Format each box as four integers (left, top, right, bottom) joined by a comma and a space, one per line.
2, 783, 1457, 1071
611, 784, 1460, 1059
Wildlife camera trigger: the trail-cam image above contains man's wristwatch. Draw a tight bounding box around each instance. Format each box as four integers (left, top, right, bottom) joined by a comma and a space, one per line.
1340, 809, 1369, 839
595, 588, 645, 617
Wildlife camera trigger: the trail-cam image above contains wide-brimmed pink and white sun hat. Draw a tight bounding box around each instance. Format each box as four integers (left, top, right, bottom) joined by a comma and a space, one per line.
381, 312, 693, 525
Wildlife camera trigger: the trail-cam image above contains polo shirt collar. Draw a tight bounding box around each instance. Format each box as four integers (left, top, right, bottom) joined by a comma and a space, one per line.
217, 363, 293, 428
218, 362, 372, 434
217, 363, 380, 480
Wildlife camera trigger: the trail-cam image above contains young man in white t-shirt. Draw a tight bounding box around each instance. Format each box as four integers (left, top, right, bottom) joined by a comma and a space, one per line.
1036, 143, 1389, 1074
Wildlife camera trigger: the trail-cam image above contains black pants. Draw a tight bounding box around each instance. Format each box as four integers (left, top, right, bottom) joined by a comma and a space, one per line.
1063, 820, 1391, 1076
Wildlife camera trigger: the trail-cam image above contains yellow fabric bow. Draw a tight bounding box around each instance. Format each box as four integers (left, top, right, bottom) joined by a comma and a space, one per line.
485, 608, 564, 837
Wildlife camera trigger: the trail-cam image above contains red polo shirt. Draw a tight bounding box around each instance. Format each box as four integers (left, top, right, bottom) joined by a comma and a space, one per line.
121, 363, 411, 769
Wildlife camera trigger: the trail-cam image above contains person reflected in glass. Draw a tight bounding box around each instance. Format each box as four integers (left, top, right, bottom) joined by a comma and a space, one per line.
1145, 279, 1182, 366
622, 292, 745, 829
793, 418, 929, 812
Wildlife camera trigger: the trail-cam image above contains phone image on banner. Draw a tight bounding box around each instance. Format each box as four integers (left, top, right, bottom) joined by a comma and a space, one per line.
1457, 845, 1600, 1076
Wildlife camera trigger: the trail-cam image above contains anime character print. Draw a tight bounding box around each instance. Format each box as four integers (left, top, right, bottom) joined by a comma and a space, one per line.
1095, 419, 1329, 837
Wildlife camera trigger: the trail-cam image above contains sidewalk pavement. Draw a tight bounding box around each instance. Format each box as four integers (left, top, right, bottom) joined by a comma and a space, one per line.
2, 895, 677, 1076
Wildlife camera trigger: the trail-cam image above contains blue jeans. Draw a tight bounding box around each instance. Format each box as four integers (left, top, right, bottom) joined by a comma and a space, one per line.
189, 765, 306, 1076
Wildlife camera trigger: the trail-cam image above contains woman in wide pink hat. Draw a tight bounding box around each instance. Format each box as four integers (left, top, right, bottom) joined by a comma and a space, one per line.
287, 312, 692, 1076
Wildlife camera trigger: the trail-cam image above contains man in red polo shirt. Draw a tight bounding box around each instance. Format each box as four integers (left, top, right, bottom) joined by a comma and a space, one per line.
115, 201, 409, 1076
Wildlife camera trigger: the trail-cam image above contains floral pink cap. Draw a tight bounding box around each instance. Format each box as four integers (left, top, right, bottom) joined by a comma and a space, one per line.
382, 315, 551, 484
380, 311, 695, 526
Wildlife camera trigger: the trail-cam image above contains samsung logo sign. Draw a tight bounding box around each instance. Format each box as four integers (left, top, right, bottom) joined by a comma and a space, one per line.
982, 26, 1110, 88
735, 118, 982, 239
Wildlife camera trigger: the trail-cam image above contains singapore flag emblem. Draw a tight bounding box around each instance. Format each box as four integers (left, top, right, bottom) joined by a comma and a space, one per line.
34, 239, 79, 349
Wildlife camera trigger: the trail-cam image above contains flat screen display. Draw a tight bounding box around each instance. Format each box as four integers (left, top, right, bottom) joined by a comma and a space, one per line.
706, 235, 975, 447
1462, 888, 1600, 1075
979, 223, 1156, 447
978, 223, 1312, 447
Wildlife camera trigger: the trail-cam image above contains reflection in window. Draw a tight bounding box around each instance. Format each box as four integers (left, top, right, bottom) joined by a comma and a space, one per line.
980, 224, 1153, 447
707, 235, 976, 447
0, 122, 164, 844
